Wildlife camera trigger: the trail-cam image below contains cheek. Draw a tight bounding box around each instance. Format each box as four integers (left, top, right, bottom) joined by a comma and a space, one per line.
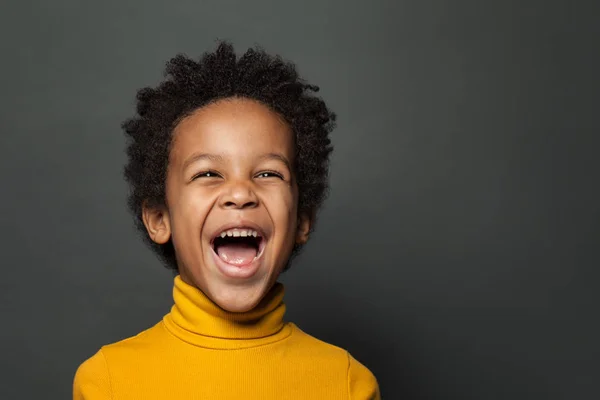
267, 186, 299, 237
170, 188, 215, 234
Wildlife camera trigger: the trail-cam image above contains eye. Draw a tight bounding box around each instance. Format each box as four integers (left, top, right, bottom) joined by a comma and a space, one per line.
193, 170, 220, 179
256, 171, 284, 179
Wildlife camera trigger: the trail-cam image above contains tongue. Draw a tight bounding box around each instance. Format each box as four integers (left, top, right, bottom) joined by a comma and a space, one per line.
217, 243, 258, 266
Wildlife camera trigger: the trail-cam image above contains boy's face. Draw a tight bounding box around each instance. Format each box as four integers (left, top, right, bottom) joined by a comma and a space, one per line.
142, 98, 311, 313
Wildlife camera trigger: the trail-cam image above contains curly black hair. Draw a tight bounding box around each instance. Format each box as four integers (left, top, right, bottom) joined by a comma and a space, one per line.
122, 41, 336, 273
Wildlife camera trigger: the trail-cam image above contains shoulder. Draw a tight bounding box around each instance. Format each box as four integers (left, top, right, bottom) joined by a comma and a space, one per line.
93, 321, 168, 370
289, 323, 381, 399
346, 352, 381, 400
73, 322, 163, 399
73, 349, 111, 399
101, 321, 163, 351
288, 322, 349, 361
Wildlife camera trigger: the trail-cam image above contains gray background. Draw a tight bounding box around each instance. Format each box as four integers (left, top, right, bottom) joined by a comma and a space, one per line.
1, 0, 598, 399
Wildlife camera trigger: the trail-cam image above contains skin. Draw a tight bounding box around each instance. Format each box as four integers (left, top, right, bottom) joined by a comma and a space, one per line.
142, 97, 312, 313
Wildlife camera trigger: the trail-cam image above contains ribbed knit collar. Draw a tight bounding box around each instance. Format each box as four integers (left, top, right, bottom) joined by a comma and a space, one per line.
162, 275, 293, 349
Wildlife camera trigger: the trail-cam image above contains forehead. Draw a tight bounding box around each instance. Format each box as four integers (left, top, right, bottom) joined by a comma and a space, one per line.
171, 98, 294, 163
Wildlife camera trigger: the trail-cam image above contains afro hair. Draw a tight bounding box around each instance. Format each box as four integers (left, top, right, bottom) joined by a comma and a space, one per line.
122, 41, 336, 272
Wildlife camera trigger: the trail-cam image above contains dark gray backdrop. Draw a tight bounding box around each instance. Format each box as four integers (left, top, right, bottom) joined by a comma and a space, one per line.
1, 0, 598, 399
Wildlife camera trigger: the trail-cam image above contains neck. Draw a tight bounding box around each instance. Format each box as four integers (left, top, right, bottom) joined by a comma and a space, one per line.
162, 275, 293, 349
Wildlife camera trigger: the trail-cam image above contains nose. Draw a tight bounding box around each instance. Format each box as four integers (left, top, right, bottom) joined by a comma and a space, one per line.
218, 180, 259, 210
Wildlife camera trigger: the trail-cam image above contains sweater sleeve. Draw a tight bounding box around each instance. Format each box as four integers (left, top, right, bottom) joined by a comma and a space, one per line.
73, 349, 112, 400
347, 352, 381, 400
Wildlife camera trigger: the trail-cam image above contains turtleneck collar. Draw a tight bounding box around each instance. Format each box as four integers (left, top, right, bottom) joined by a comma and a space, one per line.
162, 275, 293, 349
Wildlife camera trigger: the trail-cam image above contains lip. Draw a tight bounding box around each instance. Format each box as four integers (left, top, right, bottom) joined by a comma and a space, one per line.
208, 220, 269, 280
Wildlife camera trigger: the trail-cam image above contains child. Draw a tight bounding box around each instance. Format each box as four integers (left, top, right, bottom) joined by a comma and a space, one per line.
73, 41, 381, 400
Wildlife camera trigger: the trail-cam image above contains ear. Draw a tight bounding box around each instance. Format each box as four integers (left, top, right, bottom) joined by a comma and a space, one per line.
295, 210, 314, 245
142, 200, 172, 244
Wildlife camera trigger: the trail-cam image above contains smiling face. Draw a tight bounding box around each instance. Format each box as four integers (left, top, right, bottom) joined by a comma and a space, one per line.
142, 97, 311, 312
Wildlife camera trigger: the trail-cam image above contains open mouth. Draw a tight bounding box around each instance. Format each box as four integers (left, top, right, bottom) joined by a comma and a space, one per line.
211, 228, 265, 267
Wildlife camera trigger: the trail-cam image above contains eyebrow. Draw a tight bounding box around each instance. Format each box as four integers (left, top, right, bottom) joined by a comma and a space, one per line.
182, 152, 292, 171
258, 153, 292, 171
182, 153, 224, 170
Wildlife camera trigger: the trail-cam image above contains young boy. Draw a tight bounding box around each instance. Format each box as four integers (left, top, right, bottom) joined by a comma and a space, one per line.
73, 42, 381, 400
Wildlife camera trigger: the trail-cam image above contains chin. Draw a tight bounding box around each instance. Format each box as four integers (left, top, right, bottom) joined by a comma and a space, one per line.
210, 282, 270, 312
220, 300, 259, 313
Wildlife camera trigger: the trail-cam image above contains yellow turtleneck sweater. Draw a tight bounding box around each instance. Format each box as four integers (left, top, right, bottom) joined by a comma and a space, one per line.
73, 276, 381, 399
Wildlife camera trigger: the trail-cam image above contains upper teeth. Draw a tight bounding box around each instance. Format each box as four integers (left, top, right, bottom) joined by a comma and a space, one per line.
219, 229, 259, 238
